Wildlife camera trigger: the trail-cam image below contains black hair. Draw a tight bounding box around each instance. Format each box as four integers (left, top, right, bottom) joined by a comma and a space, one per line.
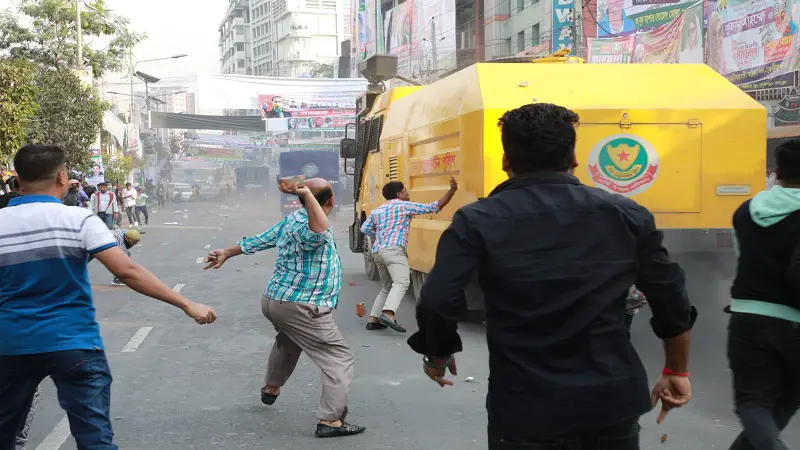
298, 186, 334, 207
0, 192, 20, 209
497, 103, 580, 174
776, 138, 800, 184
13, 144, 66, 182
382, 181, 405, 200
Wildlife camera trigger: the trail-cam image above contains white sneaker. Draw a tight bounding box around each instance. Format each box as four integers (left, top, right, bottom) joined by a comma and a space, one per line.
134, 222, 139, 227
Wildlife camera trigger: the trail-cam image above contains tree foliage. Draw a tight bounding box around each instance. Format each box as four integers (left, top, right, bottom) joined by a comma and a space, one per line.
0, 0, 144, 78
0, 58, 37, 164
310, 62, 335, 78
26, 68, 107, 172
102, 153, 131, 185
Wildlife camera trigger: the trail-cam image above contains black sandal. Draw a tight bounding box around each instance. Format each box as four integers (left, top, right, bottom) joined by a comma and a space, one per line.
260, 387, 279, 405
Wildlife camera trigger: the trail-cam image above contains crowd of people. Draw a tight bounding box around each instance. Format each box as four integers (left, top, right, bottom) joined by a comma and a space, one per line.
0, 102, 798, 450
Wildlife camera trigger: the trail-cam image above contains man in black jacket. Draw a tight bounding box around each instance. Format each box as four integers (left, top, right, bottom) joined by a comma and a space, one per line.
727, 139, 800, 450
408, 103, 697, 449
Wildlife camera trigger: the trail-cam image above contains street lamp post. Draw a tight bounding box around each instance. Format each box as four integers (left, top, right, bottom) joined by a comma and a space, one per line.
135, 71, 161, 183
127, 52, 187, 122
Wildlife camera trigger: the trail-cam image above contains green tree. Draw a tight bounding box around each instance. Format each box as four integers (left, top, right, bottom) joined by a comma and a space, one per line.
0, 58, 37, 164
102, 153, 131, 185
26, 67, 107, 172
0, 0, 144, 78
310, 62, 335, 78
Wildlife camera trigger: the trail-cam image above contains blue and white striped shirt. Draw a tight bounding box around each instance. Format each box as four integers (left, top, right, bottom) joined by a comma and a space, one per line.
239, 209, 341, 309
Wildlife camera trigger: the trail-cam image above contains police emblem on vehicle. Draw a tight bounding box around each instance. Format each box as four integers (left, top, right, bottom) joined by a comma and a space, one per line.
587, 134, 659, 196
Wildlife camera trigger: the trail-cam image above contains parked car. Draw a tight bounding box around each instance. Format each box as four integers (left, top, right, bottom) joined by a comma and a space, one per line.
199, 185, 222, 200
173, 184, 193, 202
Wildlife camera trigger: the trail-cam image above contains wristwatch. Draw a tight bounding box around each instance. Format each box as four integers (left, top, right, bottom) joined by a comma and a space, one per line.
423, 355, 452, 370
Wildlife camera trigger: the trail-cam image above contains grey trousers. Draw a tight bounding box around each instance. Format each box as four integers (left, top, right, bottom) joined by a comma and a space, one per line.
261, 297, 354, 421
370, 246, 411, 318
15, 387, 40, 450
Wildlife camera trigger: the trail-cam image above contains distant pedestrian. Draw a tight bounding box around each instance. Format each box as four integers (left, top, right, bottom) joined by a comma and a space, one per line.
625, 285, 648, 330
359, 178, 458, 332
121, 182, 138, 226
0, 144, 217, 450
205, 178, 365, 438
88, 182, 119, 230
63, 180, 86, 207
134, 187, 149, 225
156, 184, 166, 207
727, 139, 800, 450
113, 184, 123, 227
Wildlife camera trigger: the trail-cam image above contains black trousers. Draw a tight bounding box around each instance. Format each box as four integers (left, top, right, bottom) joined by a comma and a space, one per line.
488, 418, 639, 450
728, 312, 800, 450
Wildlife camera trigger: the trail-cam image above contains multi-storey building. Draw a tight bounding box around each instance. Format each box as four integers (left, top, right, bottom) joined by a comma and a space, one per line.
219, 0, 254, 75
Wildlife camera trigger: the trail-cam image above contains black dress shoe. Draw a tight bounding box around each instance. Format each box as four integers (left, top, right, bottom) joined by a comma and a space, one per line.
378, 314, 406, 333
261, 389, 279, 405
315, 422, 366, 438
365, 322, 387, 331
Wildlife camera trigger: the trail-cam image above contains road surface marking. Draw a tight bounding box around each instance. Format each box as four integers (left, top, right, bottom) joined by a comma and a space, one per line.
204, 244, 211, 249
121, 327, 154, 353
195, 257, 204, 264
34, 416, 70, 450
173, 283, 185, 293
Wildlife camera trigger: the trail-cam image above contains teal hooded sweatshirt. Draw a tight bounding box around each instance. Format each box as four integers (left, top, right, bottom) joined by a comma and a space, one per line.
731, 185, 800, 322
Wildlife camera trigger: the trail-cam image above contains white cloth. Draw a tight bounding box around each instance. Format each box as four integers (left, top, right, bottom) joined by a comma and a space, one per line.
89, 191, 119, 214
121, 188, 137, 208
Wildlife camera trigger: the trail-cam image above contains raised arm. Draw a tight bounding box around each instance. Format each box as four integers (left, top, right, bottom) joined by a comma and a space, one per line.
405, 177, 459, 215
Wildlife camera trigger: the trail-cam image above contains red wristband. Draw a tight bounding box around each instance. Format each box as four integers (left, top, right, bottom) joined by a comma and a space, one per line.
662, 368, 690, 377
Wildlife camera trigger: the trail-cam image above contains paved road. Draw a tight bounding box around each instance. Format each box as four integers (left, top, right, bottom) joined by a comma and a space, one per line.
22, 194, 800, 449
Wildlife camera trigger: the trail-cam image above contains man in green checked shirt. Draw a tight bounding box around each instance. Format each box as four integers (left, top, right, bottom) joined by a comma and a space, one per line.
204, 178, 365, 438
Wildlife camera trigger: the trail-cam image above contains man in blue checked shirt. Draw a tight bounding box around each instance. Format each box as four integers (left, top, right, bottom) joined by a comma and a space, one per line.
204, 178, 365, 439
360, 177, 458, 332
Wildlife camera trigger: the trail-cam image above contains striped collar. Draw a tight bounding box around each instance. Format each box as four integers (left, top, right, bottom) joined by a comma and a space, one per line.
8, 195, 62, 206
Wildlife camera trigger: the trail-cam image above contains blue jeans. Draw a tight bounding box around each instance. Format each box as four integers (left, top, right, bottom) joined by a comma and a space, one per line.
0, 350, 117, 450
97, 213, 114, 230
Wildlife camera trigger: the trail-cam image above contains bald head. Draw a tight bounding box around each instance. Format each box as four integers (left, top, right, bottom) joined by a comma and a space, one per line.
299, 177, 335, 210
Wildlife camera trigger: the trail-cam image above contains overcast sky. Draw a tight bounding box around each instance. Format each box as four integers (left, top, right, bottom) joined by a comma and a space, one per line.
0, 0, 227, 86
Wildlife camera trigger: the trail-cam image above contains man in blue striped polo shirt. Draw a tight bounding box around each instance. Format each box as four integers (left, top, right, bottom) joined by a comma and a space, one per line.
205, 178, 365, 438
0, 145, 218, 450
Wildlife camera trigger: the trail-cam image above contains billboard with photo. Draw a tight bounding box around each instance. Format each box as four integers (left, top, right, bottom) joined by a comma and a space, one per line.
707, 0, 800, 86
384, 0, 418, 77
86, 149, 104, 186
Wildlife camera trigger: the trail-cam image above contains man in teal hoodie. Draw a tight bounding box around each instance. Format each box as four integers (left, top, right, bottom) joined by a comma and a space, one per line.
728, 139, 800, 450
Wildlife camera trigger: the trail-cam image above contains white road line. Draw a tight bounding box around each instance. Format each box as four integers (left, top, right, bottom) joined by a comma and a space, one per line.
173, 283, 185, 293
204, 244, 211, 249
195, 257, 204, 264
121, 327, 154, 353
34, 416, 70, 450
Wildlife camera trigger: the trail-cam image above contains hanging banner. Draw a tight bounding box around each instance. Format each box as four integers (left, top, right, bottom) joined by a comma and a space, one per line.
414, 0, 457, 82
86, 149, 104, 186
596, 0, 698, 37
552, 0, 576, 52
587, 35, 637, 62
196, 74, 365, 111
633, 9, 686, 63
707, 0, 800, 86
257, 94, 357, 120
384, 0, 418, 77
739, 72, 796, 90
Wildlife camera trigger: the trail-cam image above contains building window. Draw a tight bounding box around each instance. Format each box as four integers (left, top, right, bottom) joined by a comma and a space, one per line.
505, 38, 512, 56
236, 42, 245, 51
531, 23, 540, 46
237, 59, 245, 68
516, 0, 524, 12
517, 31, 525, 53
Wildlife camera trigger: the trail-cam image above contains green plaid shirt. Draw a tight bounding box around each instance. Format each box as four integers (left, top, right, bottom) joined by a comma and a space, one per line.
238, 209, 341, 309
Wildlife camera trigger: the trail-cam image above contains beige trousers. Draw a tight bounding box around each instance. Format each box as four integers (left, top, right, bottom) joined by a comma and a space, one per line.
370, 246, 411, 318
261, 296, 354, 421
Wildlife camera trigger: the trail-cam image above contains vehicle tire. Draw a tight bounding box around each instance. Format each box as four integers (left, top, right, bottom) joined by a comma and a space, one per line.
411, 270, 426, 304
363, 236, 379, 280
